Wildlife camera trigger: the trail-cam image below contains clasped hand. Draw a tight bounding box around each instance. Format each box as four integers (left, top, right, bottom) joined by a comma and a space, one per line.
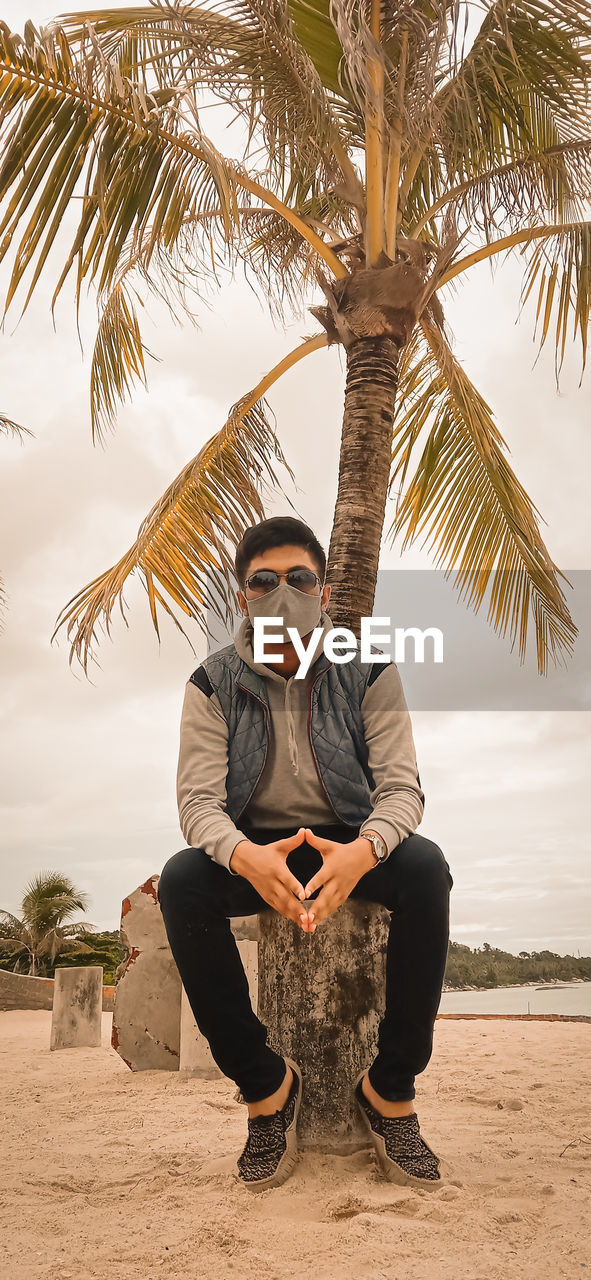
231, 827, 376, 933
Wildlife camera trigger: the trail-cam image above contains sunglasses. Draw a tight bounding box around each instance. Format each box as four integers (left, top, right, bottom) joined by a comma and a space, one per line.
244, 568, 323, 595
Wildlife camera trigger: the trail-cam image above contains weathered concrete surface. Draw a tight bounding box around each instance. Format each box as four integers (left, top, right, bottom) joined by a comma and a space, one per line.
112, 875, 260, 1073
111, 875, 182, 1071
0, 969, 114, 1012
179, 939, 259, 1077
50, 966, 103, 1050
258, 899, 390, 1153
1, 969, 55, 1011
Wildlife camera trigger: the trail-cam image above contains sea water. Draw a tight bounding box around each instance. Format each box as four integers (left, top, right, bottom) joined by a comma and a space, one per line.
438, 980, 591, 1017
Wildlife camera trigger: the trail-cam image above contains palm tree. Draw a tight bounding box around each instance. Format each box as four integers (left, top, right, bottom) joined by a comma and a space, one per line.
0, 1, 588, 672
0, 871, 97, 976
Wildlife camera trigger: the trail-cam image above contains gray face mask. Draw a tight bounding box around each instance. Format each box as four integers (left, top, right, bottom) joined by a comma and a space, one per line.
245, 581, 322, 642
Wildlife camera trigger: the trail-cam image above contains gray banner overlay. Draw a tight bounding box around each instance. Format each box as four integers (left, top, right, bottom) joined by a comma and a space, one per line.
206, 570, 590, 711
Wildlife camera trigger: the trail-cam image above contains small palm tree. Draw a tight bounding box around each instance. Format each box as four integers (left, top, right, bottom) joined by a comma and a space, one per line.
0, 872, 97, 976
0, 2, 588, 671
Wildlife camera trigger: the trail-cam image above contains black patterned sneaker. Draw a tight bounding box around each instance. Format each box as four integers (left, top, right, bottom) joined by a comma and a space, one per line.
234, 1058, 302, 1191
354, 1071, 443, 1191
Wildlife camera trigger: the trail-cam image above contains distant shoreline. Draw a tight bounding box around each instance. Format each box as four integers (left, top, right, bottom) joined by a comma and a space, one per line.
442, 978, 589, 993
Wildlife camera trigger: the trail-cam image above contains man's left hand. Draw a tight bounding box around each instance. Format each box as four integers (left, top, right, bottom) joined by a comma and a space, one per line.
299, 828, 378, 933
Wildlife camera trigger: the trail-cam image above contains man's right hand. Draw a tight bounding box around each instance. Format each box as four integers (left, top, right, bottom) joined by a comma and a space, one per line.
229, 829, 313, 930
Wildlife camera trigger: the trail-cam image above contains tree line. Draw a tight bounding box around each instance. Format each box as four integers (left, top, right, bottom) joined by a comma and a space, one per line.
444, 940, 591, 990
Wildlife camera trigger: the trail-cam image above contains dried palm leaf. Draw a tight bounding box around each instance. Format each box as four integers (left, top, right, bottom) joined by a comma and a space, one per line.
51, 333, 327, 672
389, 317, 576, 672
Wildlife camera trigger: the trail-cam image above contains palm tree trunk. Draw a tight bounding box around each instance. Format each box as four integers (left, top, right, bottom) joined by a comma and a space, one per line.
272, 334, 401, 1145
326, 336, 400, 631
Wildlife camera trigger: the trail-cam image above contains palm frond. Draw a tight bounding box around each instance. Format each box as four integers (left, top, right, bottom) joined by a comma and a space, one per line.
51, 334, 327, 672
41, 936, 95, 956
0, 21, 239, 318
288, 0, 344, 95
440, 219, 591, 377
0, 909, 25, 933
56, 3, 362, 208
207, 0, 353, 191
85, 182, 347, 441
0, 19, 344, 335
53, 4, 210, 74
91, 274, 157, 443
59, 920, 99, 934
388, 317, 577, 672
519, 220, 591, 378
399, 0, 591, 234
0, 412, 34, 440
435, 0, 591, 178
234, 192, 357, 319
0, 940, 28, 955
411, 136, 591, 241
21, 872, 91, 928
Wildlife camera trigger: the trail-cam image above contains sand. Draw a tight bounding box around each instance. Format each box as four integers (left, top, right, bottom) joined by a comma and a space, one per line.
1, 1010, 589, 1280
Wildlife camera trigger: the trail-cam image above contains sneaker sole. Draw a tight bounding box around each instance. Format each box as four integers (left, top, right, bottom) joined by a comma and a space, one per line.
354, 1069, 445, 1192
238, 1057, 303, 1193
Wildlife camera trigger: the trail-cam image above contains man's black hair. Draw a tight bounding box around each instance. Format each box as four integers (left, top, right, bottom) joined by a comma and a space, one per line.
234, 516, 327, 588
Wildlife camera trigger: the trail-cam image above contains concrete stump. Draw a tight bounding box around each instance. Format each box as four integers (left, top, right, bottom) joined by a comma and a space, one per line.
180, 939, 259, 1076
112, 873, 260, 1074
257, 899, 390, 1153
50, 965, 103, 1050
112, 875, 182, 1071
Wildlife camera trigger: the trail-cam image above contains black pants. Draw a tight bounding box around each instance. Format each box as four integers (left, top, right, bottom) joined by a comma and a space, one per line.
157, 824, 453, 1104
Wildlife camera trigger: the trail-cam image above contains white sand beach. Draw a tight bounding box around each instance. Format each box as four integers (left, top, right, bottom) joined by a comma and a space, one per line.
1, 1010, 589, 1280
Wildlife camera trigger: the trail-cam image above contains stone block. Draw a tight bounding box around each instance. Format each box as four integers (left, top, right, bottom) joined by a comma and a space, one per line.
111, 875, 182, 1071
50, 965, 103, 1050
257, 899, 390, 1153
112, 877, 260, 1073
179, 939, 259, 1077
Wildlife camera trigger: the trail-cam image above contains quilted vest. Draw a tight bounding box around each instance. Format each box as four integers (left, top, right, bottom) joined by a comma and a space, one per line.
190, 645, 380, 826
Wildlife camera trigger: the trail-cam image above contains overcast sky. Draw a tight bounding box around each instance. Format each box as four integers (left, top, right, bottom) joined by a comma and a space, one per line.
0, 2, 589, 955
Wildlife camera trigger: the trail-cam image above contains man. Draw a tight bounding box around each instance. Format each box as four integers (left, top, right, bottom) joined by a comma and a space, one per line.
157, 515, 453, 1192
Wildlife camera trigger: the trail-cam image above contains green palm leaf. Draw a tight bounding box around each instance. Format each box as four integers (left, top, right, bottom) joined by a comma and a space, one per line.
0, 21, 240, 319
91, 274, 155, 443
400, 0, 591, 234
410, 136, 591, 243
439, 219, 591, 379
1, 5, 589, 675
519, 220, 591, 375
51, 378, 294, 671
55, 3, 359, 191
436, 0, 591, 171
389, 318, 576, 672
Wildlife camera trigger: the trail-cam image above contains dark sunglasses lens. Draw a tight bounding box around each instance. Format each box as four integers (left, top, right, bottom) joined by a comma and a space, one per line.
287, 569, 318, 592
248, 571, 279, 592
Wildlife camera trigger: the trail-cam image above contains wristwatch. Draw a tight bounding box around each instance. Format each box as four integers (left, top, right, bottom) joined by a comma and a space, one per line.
362, 830, 388, 865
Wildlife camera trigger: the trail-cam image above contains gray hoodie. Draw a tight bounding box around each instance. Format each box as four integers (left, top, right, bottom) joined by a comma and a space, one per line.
176, 611, 425, 872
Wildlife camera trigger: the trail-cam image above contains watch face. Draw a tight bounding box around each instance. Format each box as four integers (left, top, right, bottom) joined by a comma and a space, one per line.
368, 834, 386, 860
